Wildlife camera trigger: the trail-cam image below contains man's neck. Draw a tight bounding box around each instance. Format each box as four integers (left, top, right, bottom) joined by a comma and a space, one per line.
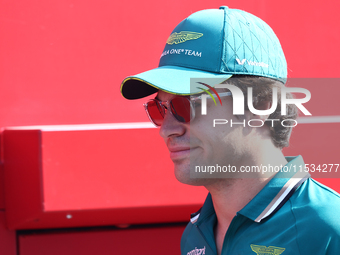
208, 178, 271, 255
206, 145, 288, 218
204, 144, 288, 254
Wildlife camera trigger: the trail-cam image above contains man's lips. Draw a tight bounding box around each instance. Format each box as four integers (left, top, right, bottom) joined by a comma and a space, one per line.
168, 146, 194, 160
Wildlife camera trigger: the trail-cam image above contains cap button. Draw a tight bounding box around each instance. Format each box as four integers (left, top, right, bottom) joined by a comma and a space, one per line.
219, 6, 229, 10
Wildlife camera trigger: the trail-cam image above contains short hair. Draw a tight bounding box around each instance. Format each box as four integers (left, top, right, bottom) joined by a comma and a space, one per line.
222, 75, 298, 149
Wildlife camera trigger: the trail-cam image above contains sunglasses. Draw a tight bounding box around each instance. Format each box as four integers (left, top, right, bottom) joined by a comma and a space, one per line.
143, 92, 231, 127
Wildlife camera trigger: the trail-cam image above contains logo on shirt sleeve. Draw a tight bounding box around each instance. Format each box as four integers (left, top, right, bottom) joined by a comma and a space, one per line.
250, 244, 285, 255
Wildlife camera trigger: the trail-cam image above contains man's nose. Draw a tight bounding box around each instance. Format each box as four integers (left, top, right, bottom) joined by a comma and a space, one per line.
159, 109, 186, 139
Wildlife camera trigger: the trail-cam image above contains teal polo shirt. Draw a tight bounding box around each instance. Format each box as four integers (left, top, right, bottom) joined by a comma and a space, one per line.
181, 156, 340, 255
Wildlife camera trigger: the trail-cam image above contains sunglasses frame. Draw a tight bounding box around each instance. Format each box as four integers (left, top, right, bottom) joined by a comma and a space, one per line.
144, 92, 232, 127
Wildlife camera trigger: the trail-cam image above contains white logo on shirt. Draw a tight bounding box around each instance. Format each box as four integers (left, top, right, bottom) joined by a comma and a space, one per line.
187, 246, 206, 255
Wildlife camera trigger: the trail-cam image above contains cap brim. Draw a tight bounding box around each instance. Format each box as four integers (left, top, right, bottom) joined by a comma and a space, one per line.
120, 65, 232, 99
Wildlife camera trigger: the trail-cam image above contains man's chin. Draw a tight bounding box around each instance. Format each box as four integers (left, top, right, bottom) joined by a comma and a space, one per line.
175, 175, 206, 186
173, 163, 212, 186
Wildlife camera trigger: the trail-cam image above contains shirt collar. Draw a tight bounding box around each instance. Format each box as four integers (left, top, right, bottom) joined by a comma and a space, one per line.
190, 156, 310, 224
190, 193, 214, 225
239, 155, 310, 222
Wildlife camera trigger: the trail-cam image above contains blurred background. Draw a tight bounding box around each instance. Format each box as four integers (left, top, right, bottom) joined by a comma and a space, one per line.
0, 0, 339, 254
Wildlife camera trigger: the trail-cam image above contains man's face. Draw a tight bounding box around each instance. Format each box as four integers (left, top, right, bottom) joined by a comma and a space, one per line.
156, 90, 249, 185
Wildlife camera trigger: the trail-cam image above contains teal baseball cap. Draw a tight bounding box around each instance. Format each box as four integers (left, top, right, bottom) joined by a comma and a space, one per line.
121, 6, 287, 99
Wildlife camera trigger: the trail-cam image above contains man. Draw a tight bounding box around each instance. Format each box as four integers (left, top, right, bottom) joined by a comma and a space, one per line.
120, 6, 340, 255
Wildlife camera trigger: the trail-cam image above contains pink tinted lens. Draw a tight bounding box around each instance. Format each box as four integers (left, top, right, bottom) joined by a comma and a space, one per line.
146, 100, 164, 126
170, 97, 191, 123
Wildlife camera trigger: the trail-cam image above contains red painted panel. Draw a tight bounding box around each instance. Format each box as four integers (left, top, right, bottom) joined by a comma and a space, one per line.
3, 130, 44, 228
0, 162, 4, 210
284, 122, 340, 192
288, 78, 340, 117
0, 1, 339, 127
0, 135, 4, 209
41, 128, 206, 210
3, 126, 207, 229
0, 211, 16, 255
19, 224, 185, 255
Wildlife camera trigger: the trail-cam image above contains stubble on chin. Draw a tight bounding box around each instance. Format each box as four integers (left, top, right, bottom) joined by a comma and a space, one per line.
173, 158, 214, 186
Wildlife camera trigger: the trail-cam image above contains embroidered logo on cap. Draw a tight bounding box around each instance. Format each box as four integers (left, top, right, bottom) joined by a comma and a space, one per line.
251, 244, 285, 255
166, 31, 203, 45
236, 58, 246, 65
236, 58, 269, 68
